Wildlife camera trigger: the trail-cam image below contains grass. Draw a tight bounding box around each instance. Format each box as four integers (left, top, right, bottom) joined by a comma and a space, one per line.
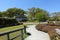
0, 25, 24, 33
0, 25, 28, 40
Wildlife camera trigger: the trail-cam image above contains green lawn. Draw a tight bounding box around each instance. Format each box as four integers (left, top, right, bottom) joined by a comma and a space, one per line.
0, 25, 24, 33
0, 25, 27, 40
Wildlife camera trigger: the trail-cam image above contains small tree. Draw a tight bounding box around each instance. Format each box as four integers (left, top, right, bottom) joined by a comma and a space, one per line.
35, 11, 49, 22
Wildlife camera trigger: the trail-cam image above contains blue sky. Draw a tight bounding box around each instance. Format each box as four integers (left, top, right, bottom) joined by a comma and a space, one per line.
0, 0, 60, 13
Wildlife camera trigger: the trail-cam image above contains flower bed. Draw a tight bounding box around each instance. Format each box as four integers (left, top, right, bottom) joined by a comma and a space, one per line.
36, 24, 60, 40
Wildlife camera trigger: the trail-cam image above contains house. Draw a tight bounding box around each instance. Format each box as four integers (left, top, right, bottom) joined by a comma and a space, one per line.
16, 15, 27, 22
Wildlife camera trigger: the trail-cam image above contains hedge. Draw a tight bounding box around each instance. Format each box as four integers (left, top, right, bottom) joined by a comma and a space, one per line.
0, 18, 20, 28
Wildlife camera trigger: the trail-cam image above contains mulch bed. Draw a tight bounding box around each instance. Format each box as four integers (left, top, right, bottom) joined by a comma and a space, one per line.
36, 24, 60, 40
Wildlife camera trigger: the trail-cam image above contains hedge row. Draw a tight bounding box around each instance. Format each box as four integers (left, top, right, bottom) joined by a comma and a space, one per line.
0, 18, 19, 28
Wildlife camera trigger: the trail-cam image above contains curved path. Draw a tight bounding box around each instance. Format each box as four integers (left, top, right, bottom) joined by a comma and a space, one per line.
25, 25, 51, 40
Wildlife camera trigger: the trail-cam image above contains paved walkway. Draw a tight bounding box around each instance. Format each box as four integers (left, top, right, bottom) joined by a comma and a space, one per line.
25, 25, 51, 40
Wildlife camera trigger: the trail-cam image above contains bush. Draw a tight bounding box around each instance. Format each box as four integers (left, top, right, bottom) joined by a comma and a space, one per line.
47, 21, 55, 26
48, 21, 60, 26
19, 22, 23, 25
55, 21, 60, 25
0, 18, 20, 28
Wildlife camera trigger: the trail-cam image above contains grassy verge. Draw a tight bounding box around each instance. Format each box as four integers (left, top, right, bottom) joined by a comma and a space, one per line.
0, 25, 24, 33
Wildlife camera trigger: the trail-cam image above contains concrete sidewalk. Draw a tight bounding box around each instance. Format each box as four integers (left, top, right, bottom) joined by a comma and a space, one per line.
25, 25, 50, 40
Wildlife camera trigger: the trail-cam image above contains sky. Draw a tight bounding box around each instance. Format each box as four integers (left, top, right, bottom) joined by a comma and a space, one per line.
0, 0, 60, 13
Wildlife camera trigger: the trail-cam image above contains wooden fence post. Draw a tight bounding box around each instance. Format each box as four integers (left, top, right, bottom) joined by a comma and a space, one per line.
24, 25, 26, 34
7, 34, 10, 40
21, 29, 24, 40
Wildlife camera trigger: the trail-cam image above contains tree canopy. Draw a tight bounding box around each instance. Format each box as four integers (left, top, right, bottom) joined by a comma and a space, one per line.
0, 7, 50, 22
28, 7, 49, 21
6, 8, 26, 17
50, 12, 60, 21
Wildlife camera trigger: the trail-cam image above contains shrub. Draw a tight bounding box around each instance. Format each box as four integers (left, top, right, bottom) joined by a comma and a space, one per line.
19, 22, 23, 25
0, 18, 20, 28
47, 21, 55, 26
55, 21, 60, 25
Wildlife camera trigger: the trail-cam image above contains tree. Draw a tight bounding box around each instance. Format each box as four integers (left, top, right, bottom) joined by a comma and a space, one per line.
51, 12, 60, 21
0, 12, 2, 17
1, 11, 9, 17
28, 7, 49, 21
6, 8, 26, 17
35, 11, 49, 22
28, 7, 36, 20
